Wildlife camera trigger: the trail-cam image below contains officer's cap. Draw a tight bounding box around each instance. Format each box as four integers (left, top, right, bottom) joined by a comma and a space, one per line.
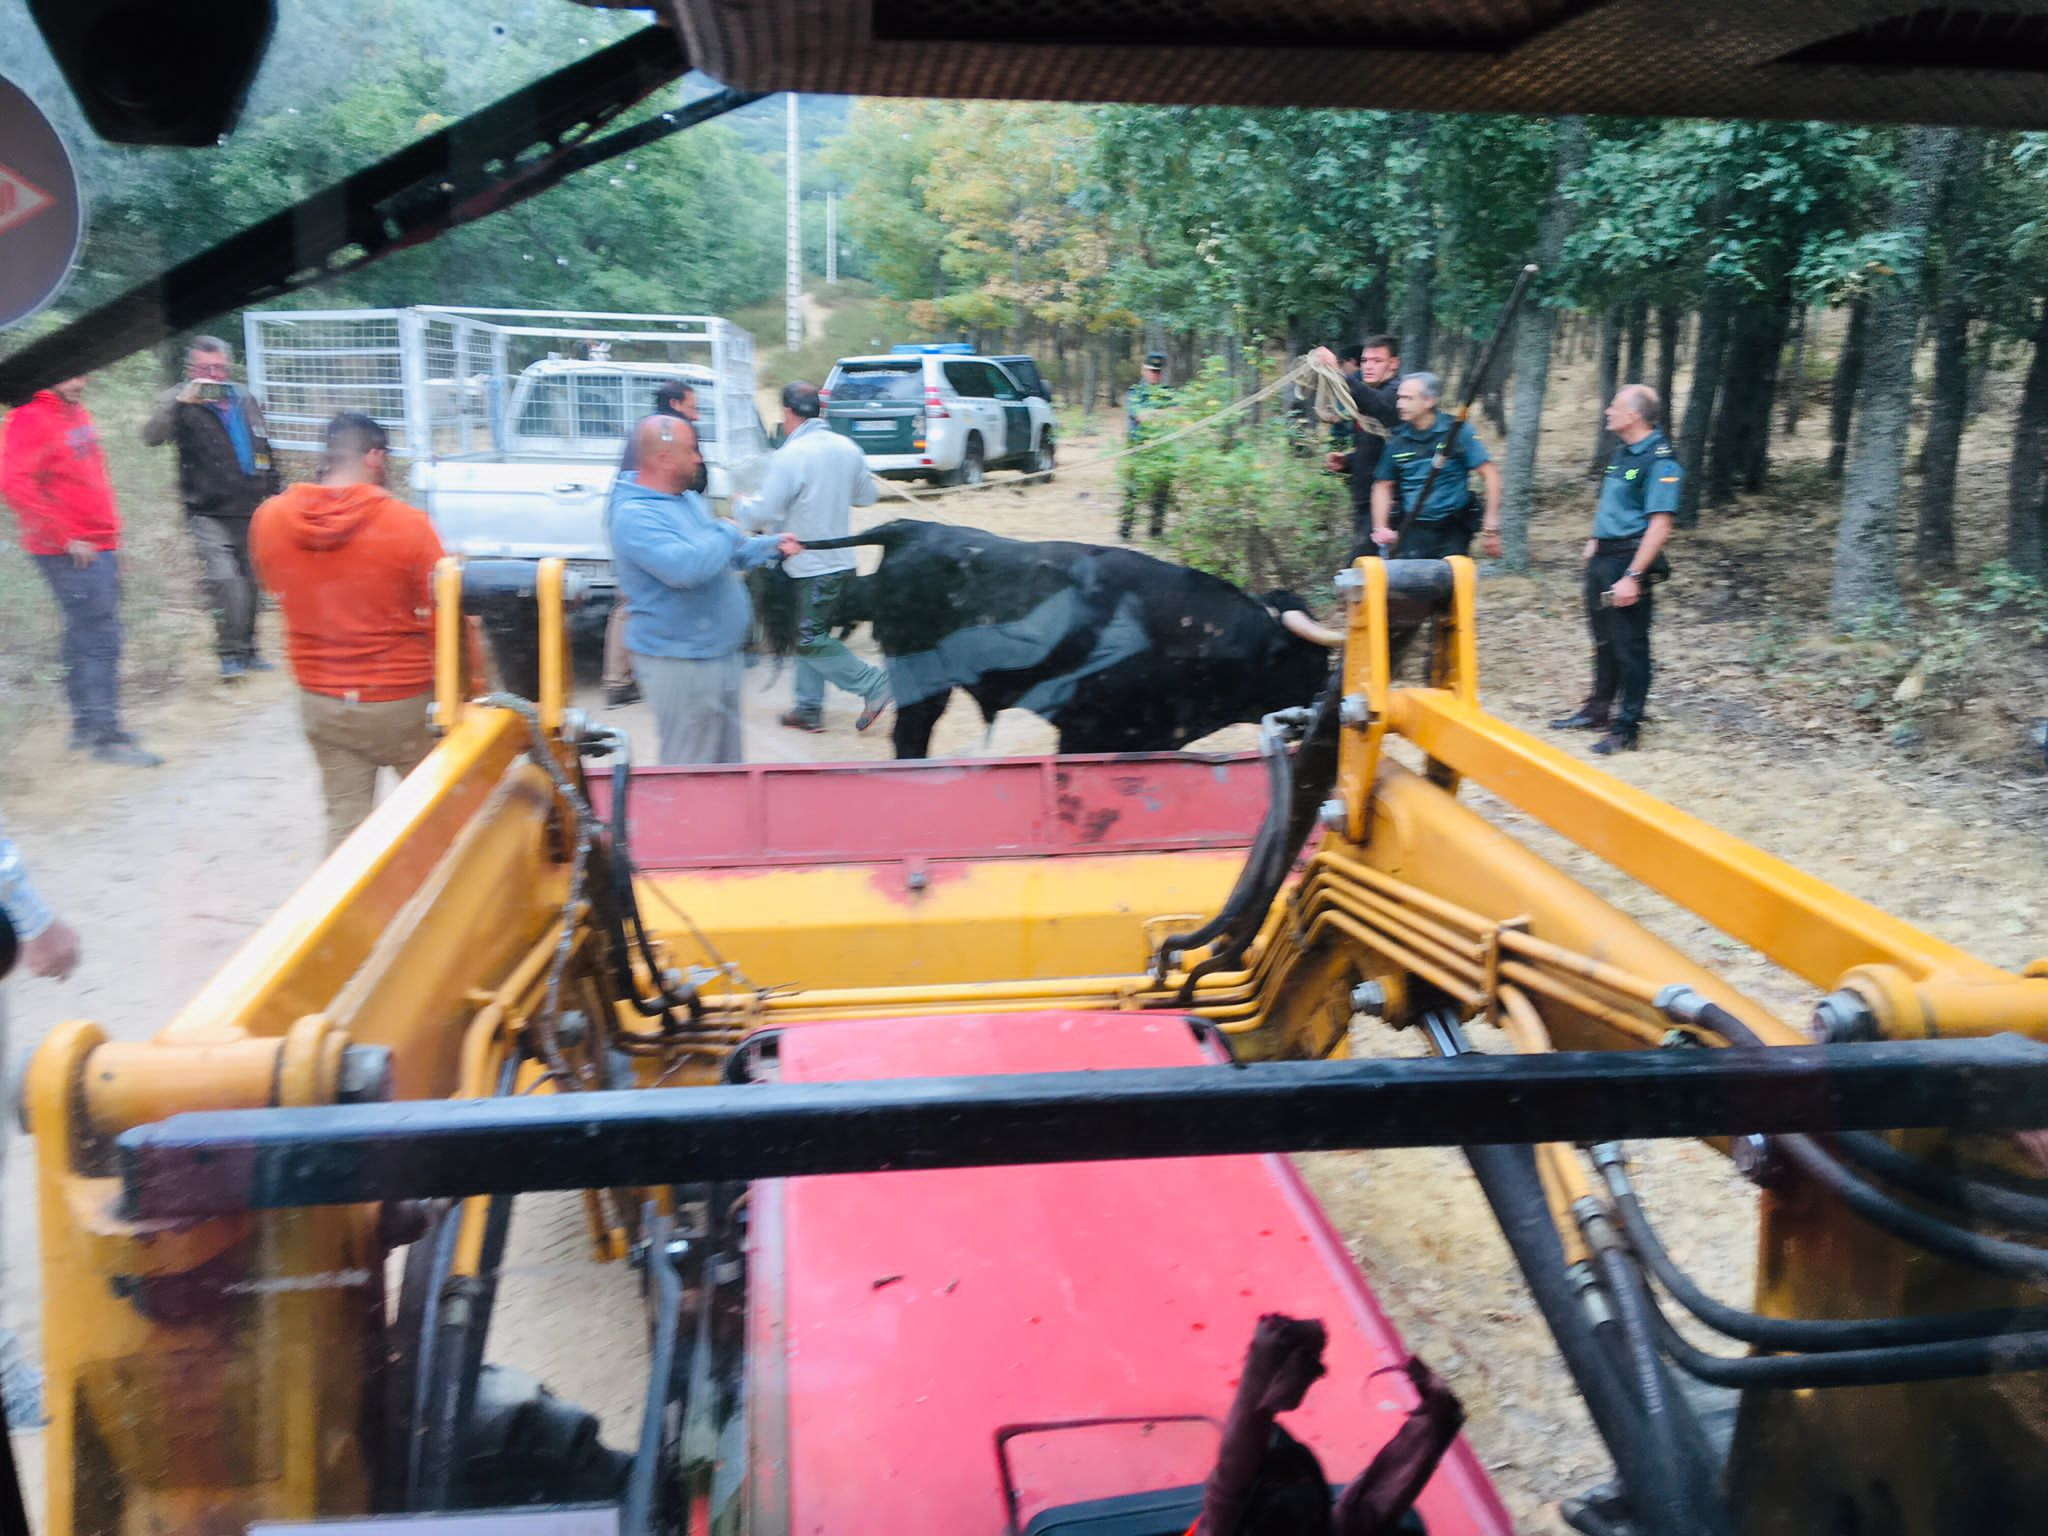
1143, 352, 1166, 369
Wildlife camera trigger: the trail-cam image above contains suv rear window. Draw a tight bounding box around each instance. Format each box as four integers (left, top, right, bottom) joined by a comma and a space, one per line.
831, 364, 923, 404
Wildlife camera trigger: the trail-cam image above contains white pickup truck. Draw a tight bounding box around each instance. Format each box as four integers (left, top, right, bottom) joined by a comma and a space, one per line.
245, 307, 770, 603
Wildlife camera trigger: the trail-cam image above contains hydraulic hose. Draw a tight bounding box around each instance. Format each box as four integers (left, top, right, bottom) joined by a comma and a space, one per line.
1828, 1128, 2048, 1234
1428, 1014, 1713, 1535
1162, 696, 1324, 1001
1775, 1133, 2048, 1284
1648, 1298, 2048, 1390
1658, 988, 2048, 1286
1601, 1159, 2048, 1351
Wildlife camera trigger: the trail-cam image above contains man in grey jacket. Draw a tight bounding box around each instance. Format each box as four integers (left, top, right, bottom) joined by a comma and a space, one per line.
742, 383, 892, 734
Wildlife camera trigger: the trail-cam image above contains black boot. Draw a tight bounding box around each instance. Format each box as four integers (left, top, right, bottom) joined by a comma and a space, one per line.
1549, 703, 1610, 731
1590, 726, 1639, 756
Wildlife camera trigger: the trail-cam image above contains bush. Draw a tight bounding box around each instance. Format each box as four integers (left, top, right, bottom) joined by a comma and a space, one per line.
1144, 360, 1352, 599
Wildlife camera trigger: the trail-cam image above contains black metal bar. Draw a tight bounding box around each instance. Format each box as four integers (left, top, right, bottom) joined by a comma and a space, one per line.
0, 28, 742, 404
117, 1036, 2048, 1217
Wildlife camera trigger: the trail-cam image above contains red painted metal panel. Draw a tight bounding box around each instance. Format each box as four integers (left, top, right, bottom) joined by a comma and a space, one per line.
589, 752, 1271, 870
750, 1012, 1512, 1536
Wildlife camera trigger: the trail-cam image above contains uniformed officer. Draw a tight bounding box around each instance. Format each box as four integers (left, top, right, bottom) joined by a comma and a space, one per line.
1367, 372, 1502, 562
1120, 352, 1173, 540
1550, 384, 1680, 755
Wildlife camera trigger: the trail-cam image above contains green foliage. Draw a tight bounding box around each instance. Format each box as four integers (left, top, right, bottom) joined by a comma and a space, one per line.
1146, 361, 1350, 595
1968, 560, 2048, 643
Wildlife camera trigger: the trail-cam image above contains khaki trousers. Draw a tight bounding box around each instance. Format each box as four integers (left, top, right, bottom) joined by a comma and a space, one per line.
299, 689, 435, 852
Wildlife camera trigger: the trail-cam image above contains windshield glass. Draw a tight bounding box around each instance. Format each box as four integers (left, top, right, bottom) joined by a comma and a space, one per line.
3, 9, 2043, 1536
828, 363, 923, 403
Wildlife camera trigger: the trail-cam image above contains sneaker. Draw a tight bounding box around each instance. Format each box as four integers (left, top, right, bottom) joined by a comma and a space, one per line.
1548, 706, 1610, 731
606, 682, 642, 708
220, 656, 248, 682
92, 742, 164, 767
778, 709, 824, 733
855, 697, 892, 733
244, 655, 278, 673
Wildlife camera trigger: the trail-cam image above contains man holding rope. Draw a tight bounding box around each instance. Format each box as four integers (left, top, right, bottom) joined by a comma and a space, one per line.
1369, 372, 1503, 561
1311, 337, 1402, 554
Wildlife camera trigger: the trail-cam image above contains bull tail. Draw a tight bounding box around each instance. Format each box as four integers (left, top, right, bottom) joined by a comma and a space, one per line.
798, 517, 932, 553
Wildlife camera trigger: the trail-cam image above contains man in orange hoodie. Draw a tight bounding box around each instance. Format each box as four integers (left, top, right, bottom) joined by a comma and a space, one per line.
250, 412, 449, 852
1, 376, 161, 766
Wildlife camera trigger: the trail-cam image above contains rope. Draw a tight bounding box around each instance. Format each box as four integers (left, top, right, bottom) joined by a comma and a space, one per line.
871, 354, 1386, 508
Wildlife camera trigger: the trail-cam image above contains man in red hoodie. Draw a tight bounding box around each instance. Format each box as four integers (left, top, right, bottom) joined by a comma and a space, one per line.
250, 412, 450, 852
1, 377, 161, 766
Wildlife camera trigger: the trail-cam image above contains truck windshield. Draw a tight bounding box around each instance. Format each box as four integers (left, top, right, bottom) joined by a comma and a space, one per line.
829, 365, 922, 404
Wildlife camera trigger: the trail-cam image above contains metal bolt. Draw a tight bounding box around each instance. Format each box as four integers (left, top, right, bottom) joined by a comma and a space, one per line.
1810, 988, 1877, 1044
1318, 798, 1348, 833
1339, 692, 1371, 728
335, 1045, 395, 1105
1350, 980, 1387, 1017
1732, 1133, 1784, 1189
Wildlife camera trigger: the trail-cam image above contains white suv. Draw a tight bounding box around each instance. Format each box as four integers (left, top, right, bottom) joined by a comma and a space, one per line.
821, 346, 1056, 486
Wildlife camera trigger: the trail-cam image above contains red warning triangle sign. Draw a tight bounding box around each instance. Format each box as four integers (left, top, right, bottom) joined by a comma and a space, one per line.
0, 160, 56, 240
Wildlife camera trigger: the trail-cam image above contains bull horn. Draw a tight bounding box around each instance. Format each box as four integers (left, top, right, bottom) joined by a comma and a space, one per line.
1280, 609, 1344, 648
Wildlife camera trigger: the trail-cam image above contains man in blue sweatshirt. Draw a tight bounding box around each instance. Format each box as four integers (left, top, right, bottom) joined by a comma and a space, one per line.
609, 415, 798, 764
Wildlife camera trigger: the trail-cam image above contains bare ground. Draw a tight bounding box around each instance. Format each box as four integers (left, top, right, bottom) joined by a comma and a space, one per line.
5, 340, 2048, 1529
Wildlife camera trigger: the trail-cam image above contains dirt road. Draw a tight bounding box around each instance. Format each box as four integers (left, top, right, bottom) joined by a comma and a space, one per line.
5, 393, 2047, 1530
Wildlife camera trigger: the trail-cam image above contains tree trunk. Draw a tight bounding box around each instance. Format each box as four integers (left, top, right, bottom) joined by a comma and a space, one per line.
2009, 300, 2048, 578
1080, 343, 1099, 413
1915, 298, 1971, 572
1501, 118, 1588, 574
1703, 291, 1791, 503
1483, 374, 1508, 438
1401, 265, 1434, 376
1623, 299, 1648, 388
1655, 305, 1680, 430
1827, 298, 1869, 480
1590, 306, 1623, 474
1832, 127, 1960, 628
1781, 307, 1809, 436
1743, 289, 1795, 492
1676, 294, 1731, 528
1392, 113, 1432, 369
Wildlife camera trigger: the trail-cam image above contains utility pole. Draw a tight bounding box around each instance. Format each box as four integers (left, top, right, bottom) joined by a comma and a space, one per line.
785, 94, 802, 353
825, 190, 838, 286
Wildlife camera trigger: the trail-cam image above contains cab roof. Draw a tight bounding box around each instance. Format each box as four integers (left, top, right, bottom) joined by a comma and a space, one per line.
666, 0, 2048, 129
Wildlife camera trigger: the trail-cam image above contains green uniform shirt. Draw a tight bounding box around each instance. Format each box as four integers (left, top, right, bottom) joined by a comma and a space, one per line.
1593, 430, 1682, 540
1374, 416, 1491, 524
1126, 381, 1171, 442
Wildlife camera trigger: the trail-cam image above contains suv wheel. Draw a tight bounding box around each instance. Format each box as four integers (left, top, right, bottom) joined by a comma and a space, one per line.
1027, 430, 1055, 483
948, 436, 985, 489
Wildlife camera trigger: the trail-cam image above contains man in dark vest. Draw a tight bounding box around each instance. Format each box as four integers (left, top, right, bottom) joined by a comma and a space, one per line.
1550, 384, 1680, 755
1366, 372, 1502, 562
143, 335, 282, 680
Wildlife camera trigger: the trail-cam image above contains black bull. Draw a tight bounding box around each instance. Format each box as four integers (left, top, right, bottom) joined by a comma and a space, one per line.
764, 519, 1343, 759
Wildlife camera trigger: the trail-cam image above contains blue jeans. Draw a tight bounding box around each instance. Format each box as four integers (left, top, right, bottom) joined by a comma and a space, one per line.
34, 551, 125, 744
792, 571, 888, 721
